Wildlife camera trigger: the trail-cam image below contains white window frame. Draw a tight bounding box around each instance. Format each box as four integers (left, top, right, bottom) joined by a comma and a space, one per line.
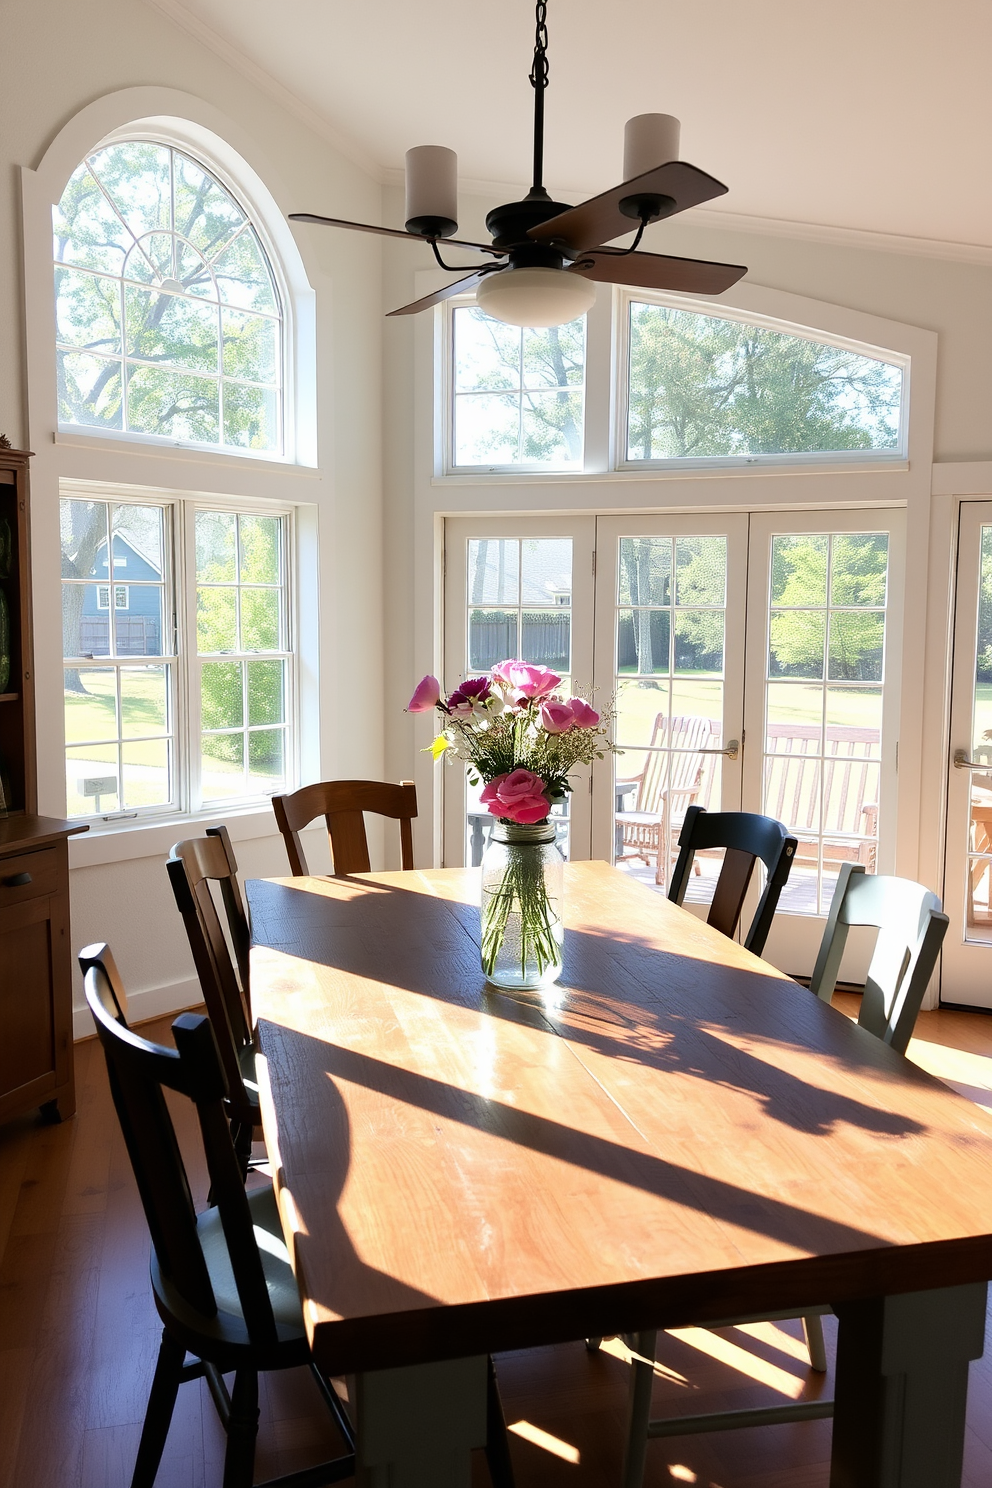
60, 483, 297, 825
614, 287, 911, 474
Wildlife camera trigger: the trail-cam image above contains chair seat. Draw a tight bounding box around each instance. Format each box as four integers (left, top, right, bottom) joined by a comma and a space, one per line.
152, 1184, 309, 1362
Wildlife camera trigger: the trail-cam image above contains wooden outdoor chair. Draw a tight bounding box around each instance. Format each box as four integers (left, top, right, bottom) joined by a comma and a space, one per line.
166, 826, 259, 1176
668, 805, 798, 957
764, 723, 880, 873
616, 865, 949, 1485
78, 942, 357, 1488
272, 778, 418, 876
615, 714, 714, 885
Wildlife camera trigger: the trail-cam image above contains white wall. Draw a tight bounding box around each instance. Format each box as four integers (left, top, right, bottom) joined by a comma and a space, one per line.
1, 0, 385, 1030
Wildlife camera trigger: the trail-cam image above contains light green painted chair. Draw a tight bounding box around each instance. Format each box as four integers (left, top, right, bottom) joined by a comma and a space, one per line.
615, 862, 950, 1488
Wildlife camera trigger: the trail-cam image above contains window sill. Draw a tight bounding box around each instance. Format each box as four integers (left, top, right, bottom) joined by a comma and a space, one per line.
68, 802, 287, 869
434, 460, 911, 486
54, 429, 321, 478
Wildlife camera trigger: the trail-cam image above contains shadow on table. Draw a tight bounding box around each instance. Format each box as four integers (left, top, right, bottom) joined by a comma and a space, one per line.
249, 877, 928, 1146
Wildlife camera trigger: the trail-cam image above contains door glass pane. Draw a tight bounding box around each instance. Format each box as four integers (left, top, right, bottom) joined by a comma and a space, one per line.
461, 537, 573, 864
763, 531, 888, 916
965, 525, 992, 939
614, 536, 726, 896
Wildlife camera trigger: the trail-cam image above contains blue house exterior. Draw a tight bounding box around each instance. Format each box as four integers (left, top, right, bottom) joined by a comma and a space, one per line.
80, 534, 162, 656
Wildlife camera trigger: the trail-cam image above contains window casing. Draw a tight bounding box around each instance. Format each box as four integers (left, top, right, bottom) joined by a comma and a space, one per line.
60, 490, 294, 822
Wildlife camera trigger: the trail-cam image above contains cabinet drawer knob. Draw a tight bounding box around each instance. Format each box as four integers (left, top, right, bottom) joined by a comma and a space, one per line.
3, 872, 32, 887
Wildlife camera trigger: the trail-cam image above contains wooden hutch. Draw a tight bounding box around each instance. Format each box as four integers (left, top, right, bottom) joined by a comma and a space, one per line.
0, 443, 86, 1125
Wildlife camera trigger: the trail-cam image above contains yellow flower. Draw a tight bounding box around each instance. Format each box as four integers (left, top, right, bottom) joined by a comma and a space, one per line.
424, 733, 451, 760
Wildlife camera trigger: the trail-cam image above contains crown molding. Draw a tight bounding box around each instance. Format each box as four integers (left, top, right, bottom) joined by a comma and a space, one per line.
142, 0, 382, 179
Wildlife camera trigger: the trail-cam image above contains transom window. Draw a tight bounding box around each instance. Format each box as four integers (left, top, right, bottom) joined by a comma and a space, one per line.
451, 306, 585, 470
54, 142, 283, 454
624, 302, 904, 464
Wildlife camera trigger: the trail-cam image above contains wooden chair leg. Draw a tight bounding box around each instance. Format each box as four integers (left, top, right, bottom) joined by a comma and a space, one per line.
622, 1330, 657, 1488
484, 1355, 516, 1488
803, 1312, 828, 1372
130, 1329, 186, 1488
223, 1368, 259, 1488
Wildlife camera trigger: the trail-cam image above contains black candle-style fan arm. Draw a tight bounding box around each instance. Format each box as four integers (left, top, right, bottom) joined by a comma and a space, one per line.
289, 213, 507, 257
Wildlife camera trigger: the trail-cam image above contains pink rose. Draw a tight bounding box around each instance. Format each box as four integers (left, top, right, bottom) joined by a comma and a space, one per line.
491, 660, 561, 701
407, 674, 441, 712
568, 698, 600, 729
479, 768, 550, 824
540, 699, 575, 734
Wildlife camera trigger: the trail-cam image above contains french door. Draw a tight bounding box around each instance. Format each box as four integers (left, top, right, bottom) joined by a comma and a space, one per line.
942, 501, 992, 1006
443, 508, 903, 978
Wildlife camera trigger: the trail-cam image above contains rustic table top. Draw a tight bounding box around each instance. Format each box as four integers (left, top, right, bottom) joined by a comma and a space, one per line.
247, 861, 992, 1374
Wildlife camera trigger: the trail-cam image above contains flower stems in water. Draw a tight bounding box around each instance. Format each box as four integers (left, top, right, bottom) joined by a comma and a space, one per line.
481, 842, 562, 979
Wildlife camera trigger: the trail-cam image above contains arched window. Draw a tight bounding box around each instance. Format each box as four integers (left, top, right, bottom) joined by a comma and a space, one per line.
623, 299, 905, 466
54, 141, 283, 455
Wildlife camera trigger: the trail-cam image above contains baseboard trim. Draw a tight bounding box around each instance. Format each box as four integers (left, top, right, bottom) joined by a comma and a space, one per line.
73, 976, 204, 1041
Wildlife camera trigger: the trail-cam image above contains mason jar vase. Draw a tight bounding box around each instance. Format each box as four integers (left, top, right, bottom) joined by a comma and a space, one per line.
480, 820, 565, 990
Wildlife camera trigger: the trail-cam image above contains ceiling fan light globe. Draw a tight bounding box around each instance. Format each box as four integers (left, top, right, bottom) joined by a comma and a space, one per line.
475, 267, 596, 328
623, 113, 681, 180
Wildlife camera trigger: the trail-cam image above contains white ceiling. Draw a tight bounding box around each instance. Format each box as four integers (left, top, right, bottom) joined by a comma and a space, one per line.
164, 0, 992, 249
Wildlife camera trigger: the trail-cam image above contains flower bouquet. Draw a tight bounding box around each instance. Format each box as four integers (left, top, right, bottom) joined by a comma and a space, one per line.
408, 660, 615, 988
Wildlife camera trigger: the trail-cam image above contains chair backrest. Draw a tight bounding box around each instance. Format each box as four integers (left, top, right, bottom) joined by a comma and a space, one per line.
634, 715, 712, 813
271, 778, 418, 877
668, 805, 798, 956
809, 863, 949, 1054
79, 943, 278, 1348
167, 826, 252, 1108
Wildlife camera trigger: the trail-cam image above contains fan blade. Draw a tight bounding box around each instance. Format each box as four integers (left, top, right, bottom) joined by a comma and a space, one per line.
386, 269, 498, 317
527, 161, 728, 255
289, 213, 506, 256
569, 248, 746, 296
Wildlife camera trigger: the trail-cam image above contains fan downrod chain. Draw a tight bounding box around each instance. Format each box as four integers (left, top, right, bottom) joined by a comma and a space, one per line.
528, 0, 550, 194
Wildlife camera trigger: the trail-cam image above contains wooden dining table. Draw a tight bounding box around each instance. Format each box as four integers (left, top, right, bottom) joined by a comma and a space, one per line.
247, 860, 992, 1488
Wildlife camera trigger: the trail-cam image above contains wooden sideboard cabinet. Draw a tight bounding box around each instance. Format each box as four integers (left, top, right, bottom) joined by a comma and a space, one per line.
0, 817, 87, 1124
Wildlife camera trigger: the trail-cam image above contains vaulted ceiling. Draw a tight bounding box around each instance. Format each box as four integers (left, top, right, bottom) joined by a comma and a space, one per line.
164, 0, 992, 249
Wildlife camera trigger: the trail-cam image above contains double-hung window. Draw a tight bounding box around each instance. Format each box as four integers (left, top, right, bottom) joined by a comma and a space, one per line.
61, 492, 293, 820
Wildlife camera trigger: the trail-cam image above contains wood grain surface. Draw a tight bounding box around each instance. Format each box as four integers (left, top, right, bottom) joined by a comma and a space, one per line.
248, 862, 992, 1376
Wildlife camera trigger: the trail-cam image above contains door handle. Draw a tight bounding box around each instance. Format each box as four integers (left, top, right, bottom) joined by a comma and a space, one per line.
954, 749, 981, 769
2, 872, 32, 887
699, 739, 740, 760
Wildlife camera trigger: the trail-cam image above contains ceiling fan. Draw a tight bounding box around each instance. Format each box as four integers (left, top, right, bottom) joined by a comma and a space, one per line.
290, 0, 747, 328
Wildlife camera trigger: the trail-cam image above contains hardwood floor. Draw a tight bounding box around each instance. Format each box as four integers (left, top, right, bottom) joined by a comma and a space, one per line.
3, 996, 992, 1488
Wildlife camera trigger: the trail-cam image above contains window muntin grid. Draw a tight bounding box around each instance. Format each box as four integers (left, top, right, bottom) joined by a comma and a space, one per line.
763, 531, 889, 915
612, 536, 727, 887
61, 497, 177, 818
54, 141, 283, 454
195, 510, 291, 805
463, 537, 574, 861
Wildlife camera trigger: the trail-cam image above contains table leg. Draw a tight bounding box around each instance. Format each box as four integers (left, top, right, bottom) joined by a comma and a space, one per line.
354, 1354, 489, 1487
830, 1282, 987, 1488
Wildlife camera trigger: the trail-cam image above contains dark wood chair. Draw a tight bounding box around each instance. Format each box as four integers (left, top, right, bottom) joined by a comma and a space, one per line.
272, 779, 418, 876
79, 942, 515, 1488
78, 942, 356, 1488
166, 825, 258, 1173
667, 804, 798, 957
